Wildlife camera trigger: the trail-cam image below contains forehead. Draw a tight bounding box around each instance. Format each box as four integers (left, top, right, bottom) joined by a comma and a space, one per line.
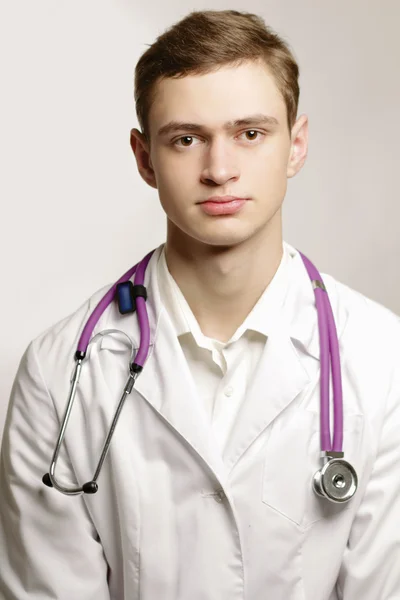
148, 60, 286, 136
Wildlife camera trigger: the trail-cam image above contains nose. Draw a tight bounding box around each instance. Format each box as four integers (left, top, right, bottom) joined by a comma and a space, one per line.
200, 138, 240, 187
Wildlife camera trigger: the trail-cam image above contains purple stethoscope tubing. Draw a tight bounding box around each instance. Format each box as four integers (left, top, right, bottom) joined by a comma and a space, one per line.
77, 249, 156, 368
78, 248, 343, 453
298, 252, 343, 453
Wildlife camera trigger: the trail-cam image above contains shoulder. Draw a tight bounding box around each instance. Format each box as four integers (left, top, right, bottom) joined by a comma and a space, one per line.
29, 283, 114, 384
29, 246, 162, 368
307, 273, 400, 458
322, 273, 400, 412
286, 242, 400, 359
323, 272, 400, 349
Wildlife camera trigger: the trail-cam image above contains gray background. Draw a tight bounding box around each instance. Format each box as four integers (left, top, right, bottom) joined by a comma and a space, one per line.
1, 0, 399, 442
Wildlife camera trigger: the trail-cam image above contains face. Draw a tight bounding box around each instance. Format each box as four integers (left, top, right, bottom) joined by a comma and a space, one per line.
130, 59, 308, 249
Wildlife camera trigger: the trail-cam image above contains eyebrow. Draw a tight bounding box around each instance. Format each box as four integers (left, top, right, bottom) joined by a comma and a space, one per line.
156, 113, 279, 138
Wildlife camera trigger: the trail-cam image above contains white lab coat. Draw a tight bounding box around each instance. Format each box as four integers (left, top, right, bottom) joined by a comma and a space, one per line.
1, 242, 400, 599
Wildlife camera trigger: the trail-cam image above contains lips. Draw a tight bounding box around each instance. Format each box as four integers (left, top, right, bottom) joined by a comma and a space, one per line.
201, 196, 247, 203
199, 197, 248, 216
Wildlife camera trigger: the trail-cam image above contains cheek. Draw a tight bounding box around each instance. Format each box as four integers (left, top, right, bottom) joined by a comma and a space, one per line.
248, 145, 289, 186
152, 150, 193, 188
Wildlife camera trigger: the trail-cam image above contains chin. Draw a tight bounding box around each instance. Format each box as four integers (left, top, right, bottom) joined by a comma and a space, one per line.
189, 225, 257, 248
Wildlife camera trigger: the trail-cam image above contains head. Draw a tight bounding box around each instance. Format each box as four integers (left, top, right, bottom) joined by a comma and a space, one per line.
130, 10, 308, 252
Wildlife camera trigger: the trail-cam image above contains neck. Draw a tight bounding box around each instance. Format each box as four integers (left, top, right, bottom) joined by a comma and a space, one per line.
164, 210, 284, 342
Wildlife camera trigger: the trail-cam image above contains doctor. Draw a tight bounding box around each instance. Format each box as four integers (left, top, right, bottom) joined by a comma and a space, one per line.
1, 8, 400, 600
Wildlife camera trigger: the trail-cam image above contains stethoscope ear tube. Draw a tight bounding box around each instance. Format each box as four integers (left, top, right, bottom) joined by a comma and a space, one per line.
42, 359, 142, 496
42, 357, 86, 495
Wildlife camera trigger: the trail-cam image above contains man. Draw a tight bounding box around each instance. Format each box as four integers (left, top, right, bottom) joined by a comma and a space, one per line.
1, 9, 399, 599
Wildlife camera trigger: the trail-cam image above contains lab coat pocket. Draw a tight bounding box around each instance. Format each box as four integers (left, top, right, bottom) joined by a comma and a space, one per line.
262, 409, 363, 529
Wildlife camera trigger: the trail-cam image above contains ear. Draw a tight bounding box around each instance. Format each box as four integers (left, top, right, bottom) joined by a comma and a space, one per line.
287, 114, 308, 178
130, 128, 158, 189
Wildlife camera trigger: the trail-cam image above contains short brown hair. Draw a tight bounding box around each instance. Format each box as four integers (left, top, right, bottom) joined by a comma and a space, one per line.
134, 9, 300, 145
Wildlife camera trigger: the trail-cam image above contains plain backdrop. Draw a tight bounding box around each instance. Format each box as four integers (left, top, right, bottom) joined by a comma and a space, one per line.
1, 0, 399, 444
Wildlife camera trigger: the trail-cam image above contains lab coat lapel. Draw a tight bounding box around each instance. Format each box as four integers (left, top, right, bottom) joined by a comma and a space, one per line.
222, 322, 311, 472
133, 309, 229, 484
221, 245, 321, 472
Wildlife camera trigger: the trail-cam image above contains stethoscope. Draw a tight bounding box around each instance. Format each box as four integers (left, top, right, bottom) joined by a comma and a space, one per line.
42, 248, 358, 503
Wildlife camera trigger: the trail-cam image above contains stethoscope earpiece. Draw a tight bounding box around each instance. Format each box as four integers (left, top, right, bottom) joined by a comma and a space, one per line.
82, 481, 98, 494
313, 458, 358, 503
42, 473, 53, 488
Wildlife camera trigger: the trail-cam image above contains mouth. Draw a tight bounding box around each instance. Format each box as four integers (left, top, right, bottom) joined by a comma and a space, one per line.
199, 195, 249, 204
198, 197, 249, 216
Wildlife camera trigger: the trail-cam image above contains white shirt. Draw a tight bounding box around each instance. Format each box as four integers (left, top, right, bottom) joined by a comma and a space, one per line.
157, 242, 292, 453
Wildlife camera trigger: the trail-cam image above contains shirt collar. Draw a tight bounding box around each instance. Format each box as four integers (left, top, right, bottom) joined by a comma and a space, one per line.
157, 241, 295, 351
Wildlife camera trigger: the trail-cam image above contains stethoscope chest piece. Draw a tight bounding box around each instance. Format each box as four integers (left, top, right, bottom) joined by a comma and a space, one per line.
313, 458, 358, 503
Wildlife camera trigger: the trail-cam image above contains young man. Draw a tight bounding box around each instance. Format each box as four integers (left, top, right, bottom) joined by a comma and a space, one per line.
1, 9, 399, 600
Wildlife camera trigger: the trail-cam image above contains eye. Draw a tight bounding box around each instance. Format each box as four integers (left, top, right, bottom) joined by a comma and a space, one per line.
173, 135, 198, 147
241, 130, 263, 142
172, 130, 265, 148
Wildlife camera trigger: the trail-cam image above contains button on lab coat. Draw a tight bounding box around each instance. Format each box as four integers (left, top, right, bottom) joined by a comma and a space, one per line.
1, 242, 400, 599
